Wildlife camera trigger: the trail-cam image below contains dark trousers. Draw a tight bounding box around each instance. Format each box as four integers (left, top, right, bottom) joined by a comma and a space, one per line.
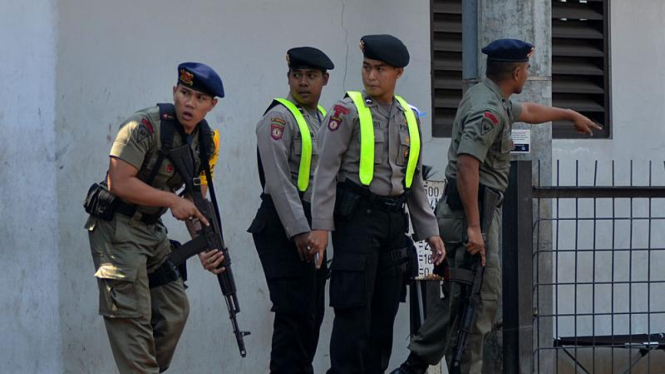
249, 198, 327, 374
327, 202, 407, 374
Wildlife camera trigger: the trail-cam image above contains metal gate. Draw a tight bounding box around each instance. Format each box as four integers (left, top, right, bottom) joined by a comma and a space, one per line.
502, 160, 665, 374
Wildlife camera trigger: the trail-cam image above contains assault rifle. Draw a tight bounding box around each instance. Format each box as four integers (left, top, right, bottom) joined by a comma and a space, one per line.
449, 187, 501, 374
167, 144, 250, 357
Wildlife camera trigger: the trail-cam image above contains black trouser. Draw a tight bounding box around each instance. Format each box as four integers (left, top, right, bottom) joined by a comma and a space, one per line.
327, 198, 408, 374
249, 197, 328, 374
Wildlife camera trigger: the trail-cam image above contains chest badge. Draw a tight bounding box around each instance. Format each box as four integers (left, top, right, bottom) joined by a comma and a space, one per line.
166, 164, 174, 173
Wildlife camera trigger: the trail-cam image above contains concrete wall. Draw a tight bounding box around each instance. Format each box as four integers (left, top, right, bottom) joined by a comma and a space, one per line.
0, 1, 62, 373
52, 0, 433, 373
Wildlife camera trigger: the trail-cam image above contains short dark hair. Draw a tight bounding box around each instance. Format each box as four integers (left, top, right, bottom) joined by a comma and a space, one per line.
486, 60, 522, 82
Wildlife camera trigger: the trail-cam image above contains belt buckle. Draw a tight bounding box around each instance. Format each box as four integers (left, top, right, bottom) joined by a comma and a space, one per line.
193, 177, 202, 186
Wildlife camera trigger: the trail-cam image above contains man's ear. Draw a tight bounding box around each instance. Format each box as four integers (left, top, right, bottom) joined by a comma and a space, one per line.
322, 72, 330, 86
395, 67, 404, 79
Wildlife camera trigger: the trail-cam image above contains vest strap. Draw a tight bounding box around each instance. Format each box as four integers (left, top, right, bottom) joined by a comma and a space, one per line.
395, 95, 421, 188
346, 92, 420, 187
346, 91, 374, 185
269, 98, 326, 192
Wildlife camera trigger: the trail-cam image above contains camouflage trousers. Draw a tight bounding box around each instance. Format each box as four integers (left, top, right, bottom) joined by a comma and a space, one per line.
86, 214, 189, 374
408, 200, 501, 374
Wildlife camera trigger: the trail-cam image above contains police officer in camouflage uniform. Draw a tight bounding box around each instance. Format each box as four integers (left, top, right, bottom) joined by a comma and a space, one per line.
85, 62, 225, 374
307, 34, 447, 374
247, 47, 334, 374
390, 39, 601, 374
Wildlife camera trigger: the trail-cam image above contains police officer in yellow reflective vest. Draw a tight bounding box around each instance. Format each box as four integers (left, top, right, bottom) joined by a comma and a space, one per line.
390, 39, 601, 374
248, 47, 334, 374
307, 35, 447, 374
84, 62, 224, 374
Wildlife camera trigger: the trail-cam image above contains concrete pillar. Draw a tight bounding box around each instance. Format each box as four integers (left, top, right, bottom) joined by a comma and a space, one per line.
475, 1, 554, 373
0, 1, 62, 373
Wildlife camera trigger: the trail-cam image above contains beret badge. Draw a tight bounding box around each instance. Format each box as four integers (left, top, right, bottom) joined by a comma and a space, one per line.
179, 69, 194, 86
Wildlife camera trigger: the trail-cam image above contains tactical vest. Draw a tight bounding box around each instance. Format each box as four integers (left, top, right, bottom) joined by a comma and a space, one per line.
141, 103, 214, 190
258, 98, 326, 192
346, 91, 421, 188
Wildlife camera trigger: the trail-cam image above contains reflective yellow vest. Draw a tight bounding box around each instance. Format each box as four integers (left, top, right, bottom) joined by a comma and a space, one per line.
274, 98, 327, 191
346, 91, 421, 188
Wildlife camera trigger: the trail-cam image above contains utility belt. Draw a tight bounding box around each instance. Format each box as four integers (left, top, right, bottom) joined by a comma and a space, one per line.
443, 177, 503, 211
335, 180, 410, 219
83, 182, 162, 224
115, 202, 162, 225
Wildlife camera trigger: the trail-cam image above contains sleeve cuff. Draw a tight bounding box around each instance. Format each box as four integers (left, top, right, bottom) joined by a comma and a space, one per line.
311, 218, 335, 231
110, 142, 144, 170
456, 141, 487, 164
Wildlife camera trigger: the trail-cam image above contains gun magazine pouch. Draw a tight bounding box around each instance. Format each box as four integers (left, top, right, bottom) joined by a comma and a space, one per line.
83, 183, 118, 221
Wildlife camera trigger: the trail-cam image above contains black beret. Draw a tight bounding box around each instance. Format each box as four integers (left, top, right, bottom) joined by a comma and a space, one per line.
287, 47, 335, 71
481, 39, 534, 62
360, 34, 410, 68
177, 62, 225, 98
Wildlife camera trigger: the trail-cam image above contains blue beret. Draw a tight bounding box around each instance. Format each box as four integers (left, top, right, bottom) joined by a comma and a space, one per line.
177, 62, 224, 98
360, 34, 410, 68
482, 39, 534, 62
287, 47, 334, 71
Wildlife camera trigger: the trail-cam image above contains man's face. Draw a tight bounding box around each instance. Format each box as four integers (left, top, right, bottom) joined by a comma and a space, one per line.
514, 62, 530, 94
288, 68, 329, 108
361, 58, 402, 101
172, 84, 217, 129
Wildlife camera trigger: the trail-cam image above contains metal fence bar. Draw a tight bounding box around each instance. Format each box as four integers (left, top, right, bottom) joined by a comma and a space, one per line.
524, 159, 665, 373
502, 160, 534, 374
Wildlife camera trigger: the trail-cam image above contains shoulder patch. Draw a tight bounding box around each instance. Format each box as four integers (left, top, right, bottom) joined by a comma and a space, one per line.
484, 112, 499, 126
271, 117, 286, 125
270, 123, 285, 140
136, 124, 151, 142
141, 118, 154, 133
481, 119, 495, 136
328, 104, 348, 131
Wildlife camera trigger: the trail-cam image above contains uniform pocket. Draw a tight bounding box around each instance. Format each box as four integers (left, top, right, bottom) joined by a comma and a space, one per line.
94, 264, 141, 318
396, 130, 410, 166
373, 130, 387, 164
329, 254, 367, 308
436, 200, 467, 244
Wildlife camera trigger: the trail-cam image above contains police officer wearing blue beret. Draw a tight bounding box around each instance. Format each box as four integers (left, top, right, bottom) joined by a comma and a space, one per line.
85, 62, 225, 373
307, 34, 446, 374
390, 39, 600, 374
248, 46, 334, 374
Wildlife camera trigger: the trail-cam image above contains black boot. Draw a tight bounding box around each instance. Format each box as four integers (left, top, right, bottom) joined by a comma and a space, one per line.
388, 353, 429, 374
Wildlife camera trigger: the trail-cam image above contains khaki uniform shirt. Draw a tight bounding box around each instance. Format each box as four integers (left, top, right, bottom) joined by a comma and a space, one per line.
444, 80, 522, 192
311, 92, 439, 241
256, 93, 322, 238
110, 105, 218, 216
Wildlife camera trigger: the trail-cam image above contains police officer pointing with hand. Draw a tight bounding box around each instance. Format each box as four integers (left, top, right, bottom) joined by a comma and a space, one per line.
307, 34, 446, 374
391, 39, 601, 374
248, 47, 334, 374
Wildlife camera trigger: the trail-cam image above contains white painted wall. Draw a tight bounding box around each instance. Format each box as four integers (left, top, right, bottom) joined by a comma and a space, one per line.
0, 1, 62, 373
52, 0, 433, 373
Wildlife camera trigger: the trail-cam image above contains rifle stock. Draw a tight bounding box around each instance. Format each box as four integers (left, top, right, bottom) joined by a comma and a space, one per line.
167, 144, 250, 357
449, 188, 501, 374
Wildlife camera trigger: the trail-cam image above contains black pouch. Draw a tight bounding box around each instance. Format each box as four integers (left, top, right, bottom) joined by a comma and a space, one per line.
334, 187, 362, 220
444, 179, 464, 211
83, 183, 118, 221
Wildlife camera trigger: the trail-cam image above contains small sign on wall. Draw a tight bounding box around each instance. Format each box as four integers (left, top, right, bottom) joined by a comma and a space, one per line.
409, 180, 445, 280
511, 129, 530, 153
